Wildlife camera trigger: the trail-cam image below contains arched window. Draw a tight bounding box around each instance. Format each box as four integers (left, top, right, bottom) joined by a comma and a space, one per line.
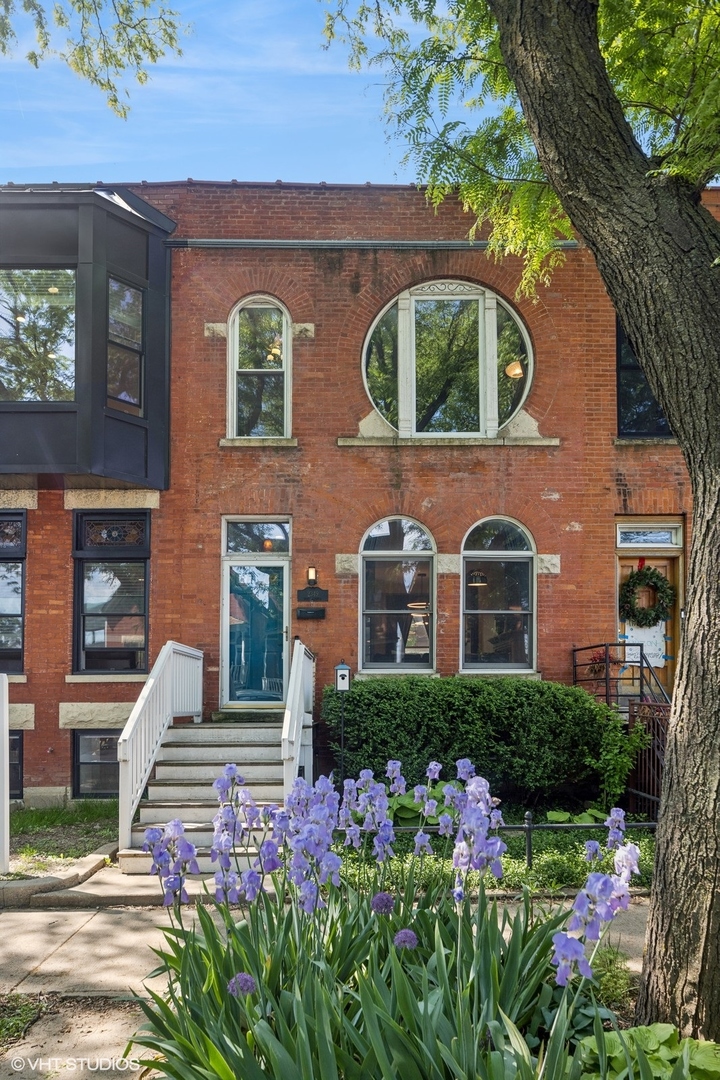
364, 281, 532, 438
227, 296, 291, 438
462, 518, 535, 669
360, 518, 435, 670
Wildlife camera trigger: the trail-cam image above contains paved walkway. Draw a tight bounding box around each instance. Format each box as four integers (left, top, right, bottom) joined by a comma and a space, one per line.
0, 883, 650, 998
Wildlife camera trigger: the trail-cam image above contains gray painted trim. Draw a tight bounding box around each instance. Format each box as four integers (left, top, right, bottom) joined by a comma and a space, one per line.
166, 238, 580, 251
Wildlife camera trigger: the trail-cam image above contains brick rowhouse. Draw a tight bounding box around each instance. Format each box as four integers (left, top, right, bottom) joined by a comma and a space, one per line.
2, 180, 700, 802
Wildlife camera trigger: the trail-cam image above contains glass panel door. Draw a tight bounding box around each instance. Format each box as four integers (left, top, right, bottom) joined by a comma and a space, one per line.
224, 562, 287, 703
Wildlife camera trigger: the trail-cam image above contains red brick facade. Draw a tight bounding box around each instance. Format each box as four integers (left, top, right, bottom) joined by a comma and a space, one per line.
5, 181, 699, 800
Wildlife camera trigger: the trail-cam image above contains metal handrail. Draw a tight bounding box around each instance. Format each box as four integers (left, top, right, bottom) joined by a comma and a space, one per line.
281, 638, 316, 794
573, 642, 671, 706
117, 641, 203, 849
0, 674, 8, 873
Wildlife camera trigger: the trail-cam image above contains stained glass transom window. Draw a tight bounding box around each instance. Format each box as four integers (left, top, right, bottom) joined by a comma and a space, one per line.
83, 519, 146, 548
0, 518, 23, 549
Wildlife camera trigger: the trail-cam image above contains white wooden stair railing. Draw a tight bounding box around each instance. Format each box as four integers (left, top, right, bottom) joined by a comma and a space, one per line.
282, 639, 316, 795
118, 641, 203, 849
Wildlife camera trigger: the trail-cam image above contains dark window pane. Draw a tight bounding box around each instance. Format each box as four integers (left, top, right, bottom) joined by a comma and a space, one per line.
497, 305, 529, 427
362, 519, 433, 552
236, 373, 284, 436
364, 559, 431, 611
237, 307, 284, 370
0, 616, 22, 648
107, 343, 142, 415
365, 305, 399, 429
108, 278, 143, 350
464, 613, 531, 665
9, 732, 22, 798
464, 560, 530, 611
83, 518, 146, 548
414, 299, 480, 433
0, 268, 75, 401
75, 734, 120, 796
617, 323, 671, 437
618, 370, 671, 437
364, 614, 432, 665
226, 521, 290, 554
464, 520, 531, 552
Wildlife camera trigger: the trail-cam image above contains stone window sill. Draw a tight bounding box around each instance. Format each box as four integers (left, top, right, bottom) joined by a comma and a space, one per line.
219, 438, 299, 448
65, 674, 148, 683
614, 437, 677, 446
457, 669, 541, 680
337, 436, 560, 447
7, 675, 27, 683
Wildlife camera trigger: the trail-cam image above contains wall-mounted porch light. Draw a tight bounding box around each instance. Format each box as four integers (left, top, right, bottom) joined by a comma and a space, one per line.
307, 566, 318, 586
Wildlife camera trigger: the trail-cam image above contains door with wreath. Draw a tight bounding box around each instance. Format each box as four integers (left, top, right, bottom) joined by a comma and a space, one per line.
618, 556, 679, 698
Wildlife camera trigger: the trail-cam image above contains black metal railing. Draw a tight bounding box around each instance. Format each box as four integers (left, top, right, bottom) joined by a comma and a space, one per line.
573, 642, 671, 710
392, 814, 656, 869
627, 700, 670, 821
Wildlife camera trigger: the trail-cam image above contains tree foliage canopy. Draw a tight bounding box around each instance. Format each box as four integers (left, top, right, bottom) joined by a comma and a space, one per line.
324, 0, 720, 294
0, 0, 183, 115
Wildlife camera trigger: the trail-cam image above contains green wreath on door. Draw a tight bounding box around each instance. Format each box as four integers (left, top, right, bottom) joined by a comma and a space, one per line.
619, 567, 676, 628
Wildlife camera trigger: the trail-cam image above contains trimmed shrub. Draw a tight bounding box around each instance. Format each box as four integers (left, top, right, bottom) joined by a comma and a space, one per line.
321, 676, 642, 805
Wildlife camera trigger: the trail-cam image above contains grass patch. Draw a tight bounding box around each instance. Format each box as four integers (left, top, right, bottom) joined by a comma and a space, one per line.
340, 828, 654, 893
1, 800, 118, 878
0, 994, 46, 1049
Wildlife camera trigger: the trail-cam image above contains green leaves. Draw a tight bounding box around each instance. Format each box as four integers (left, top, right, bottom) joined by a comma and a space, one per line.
0, 0, 183, 115
322, 675, 638, 805
324, 0, 720, 292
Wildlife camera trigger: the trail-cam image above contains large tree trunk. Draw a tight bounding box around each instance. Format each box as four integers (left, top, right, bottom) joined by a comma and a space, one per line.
486, 0, 720, 1037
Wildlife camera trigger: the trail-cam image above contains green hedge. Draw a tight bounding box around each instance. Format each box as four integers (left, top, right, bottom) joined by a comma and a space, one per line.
321, 676, 644, 806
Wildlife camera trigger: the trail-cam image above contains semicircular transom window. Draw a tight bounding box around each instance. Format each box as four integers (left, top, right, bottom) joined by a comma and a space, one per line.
361, 518, 434, 669
364, 281, 531, 438
462, 518, 534, 669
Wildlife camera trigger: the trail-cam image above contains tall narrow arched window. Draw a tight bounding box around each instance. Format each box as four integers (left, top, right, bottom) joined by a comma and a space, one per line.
462, 518, 535, 670
227, 296, 291, 438
360, 518, 435, 670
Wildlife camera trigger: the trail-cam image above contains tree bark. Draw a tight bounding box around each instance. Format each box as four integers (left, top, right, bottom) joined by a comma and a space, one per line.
485, 0, 720, 1037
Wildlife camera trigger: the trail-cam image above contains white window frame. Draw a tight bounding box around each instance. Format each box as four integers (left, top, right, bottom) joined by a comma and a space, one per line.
358, 517, 436, 673
363, 280, 533, 439
615, 520, 683, 550
220, 516, 292, 707
226, 295, 292, 439
460, 516, 537, 672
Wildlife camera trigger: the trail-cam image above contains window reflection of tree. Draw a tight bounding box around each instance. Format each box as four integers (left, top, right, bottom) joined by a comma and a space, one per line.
0, 270, 75, 402
229, 566, 283, 696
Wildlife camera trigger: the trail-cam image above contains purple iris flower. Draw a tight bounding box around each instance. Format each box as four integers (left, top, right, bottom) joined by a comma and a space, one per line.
426, 761, 442, 780
585, 840, 601, 862
414, 830, 433, 856
456, 759, 476, 781
551, 931, 594, 986
438, 813, 454, 837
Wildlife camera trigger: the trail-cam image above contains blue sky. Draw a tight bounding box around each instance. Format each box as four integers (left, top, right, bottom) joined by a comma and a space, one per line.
0, 0, 414, 185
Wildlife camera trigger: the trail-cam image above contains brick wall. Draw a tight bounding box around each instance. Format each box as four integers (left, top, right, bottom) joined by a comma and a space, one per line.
9, 182, 692, 794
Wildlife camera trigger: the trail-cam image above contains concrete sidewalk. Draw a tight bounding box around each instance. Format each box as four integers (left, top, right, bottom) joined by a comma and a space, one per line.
0, 894, 650, 998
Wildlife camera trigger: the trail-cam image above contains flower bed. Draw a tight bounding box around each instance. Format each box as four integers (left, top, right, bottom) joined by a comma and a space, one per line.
130, 762, 718, 1078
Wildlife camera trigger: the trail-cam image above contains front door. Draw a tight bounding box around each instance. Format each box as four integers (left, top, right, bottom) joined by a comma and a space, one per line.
221, 520, 290, 706
618, 554, 679, 698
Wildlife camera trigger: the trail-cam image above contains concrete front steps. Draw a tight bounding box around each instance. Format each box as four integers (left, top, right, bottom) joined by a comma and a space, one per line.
118, 715, 285, 874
